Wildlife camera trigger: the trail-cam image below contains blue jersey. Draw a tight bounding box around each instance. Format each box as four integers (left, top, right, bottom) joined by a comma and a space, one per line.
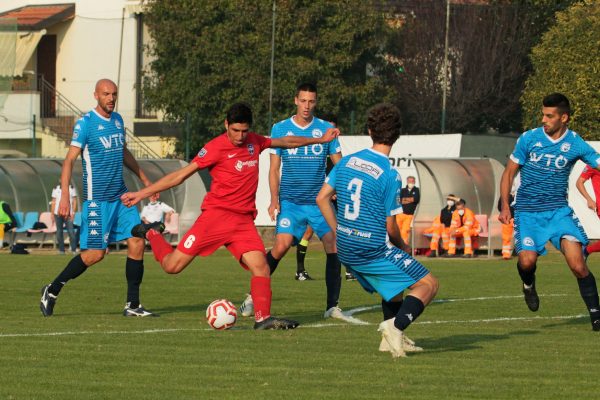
71, 109, 128, 202
270, 116, 341, 205
510, 127, 600, 212
326, 148, 403, 265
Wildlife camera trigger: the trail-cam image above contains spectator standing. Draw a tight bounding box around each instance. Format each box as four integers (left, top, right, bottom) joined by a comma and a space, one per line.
395, 176, 420, 245
51, 183, 79, 254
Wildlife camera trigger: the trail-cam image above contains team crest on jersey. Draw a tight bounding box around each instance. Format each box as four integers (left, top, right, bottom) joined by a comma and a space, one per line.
312, 129, 323, 138
279, 218, 291, 228
523, 237, 535, 247
72, 131, 79, 140
198, 148, 207, 158
247, 144, 255, 155
560, 142, 571, 152
115, 120, 122, 130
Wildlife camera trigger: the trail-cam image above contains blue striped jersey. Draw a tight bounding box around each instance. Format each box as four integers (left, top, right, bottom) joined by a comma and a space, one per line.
71, 109, 128, 202
510, 127, 600, 212
326, 148, 403, 265
270, 116, 341, 204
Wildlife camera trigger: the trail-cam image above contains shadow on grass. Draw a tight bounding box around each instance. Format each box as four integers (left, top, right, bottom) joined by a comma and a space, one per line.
413, 330, 539, 354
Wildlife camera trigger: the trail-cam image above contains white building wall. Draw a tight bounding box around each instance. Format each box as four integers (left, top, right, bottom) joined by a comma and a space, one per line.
0, 0, 143, 131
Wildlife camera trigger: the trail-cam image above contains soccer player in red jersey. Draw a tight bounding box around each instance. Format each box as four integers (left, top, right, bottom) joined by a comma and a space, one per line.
121, 103, 339, 330
577, 164, 600, 256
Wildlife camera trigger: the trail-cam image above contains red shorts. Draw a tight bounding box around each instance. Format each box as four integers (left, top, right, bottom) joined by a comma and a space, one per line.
177, 208, 265, 268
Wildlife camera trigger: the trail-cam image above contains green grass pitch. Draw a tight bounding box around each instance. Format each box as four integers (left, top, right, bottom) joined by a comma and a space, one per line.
0, 250, 598, 399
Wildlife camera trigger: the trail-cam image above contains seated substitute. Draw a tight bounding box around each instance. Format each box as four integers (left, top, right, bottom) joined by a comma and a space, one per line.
316, 103, 438, 358
141, 194, 175, 224
447, 199, 480, 258
425, 194, 458, 257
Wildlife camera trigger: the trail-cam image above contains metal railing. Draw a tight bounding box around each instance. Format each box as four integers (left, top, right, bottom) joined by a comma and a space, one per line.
37, 75, 161, 159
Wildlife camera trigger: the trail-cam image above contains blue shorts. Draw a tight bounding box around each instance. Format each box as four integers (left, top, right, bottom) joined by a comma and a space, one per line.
80, 200, 141, 250
343, 247, 430, 301
276, 200, 331, 242
514, 206, 588, 256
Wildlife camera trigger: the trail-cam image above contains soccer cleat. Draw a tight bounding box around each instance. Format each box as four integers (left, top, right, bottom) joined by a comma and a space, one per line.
379, 333, 423, 352
427, 250, 437, 258
239, 293, 254, 317
123, 303, 158, 317
131, 221, 165, 239
324, 306, 346, 320
295, 271, 314, 281
522, 280, 540, 312
40, 284, 57, 317
254, 316, 299, 330
345, 271, 357, 281
592, 319, 600, 332
377, 318, 406, 358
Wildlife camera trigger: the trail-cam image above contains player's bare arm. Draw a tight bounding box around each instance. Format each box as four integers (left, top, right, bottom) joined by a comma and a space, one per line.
316, 182, 338, 233
499, 159, 520, 224
330, 152, 342, 165
268, 153, 281, 221
387, 216, 410, 253
58, 146, 81, 219
270, 127, 340, 148
576, 175, 597, 212
122, 162, 200, 207
123, 146, 152, 187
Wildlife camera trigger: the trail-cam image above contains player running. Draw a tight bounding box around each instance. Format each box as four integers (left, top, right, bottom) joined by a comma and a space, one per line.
317, 103, 439, 357
40, 79, 155, 317
499, 93, 600, 331
121, 103, 340, 330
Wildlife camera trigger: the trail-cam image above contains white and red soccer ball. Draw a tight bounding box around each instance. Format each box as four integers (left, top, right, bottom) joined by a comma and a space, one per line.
206, 299, 237, 330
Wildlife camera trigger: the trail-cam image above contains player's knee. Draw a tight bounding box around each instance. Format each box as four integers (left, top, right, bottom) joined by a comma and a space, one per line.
249, 263, 269, 277
81, 250, 104, 266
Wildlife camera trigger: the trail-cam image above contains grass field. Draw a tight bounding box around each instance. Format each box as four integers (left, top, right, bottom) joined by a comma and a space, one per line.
1, 249, 598, 399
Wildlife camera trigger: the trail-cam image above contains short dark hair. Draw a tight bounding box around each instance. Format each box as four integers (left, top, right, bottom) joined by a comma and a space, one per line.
296, 82, 317, 95
543, 93, 571, 116
456, 199, 466, 206
367, 103, 402, 146
320, 112, 337, 126
226, 102, 253, 125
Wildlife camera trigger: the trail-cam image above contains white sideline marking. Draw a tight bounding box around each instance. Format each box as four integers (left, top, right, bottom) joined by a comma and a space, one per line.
0, 293, 580, 338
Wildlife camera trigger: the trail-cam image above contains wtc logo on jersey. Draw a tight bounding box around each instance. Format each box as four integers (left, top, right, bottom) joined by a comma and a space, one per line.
279, 218, 291, 228
523, 237, 535, 247
529, 152, 568, 169
99, 133, 124, 149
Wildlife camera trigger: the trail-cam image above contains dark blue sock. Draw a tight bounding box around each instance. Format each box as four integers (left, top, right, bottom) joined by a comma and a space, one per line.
266, 251, 280, 275
394, 295, 425, 330
126, 257, 144, 308
325, 253, 341, 310
517, 262, 536, 286
577, 272, 600, 321
49, 254, 87, 296
382, 298, 402, 320
296, 244, 308, 273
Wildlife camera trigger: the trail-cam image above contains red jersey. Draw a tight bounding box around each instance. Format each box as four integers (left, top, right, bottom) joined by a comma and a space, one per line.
580, 164, 600, 206
192, 132, 271, 215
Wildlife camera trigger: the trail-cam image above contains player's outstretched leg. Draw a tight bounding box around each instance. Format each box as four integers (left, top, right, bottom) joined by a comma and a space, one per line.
131, 221, 165, 239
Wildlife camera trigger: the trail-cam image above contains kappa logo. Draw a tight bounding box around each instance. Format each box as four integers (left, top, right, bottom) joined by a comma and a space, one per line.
75, 124, 81, 130
523, 237, 535, 247
394, 254, 402, 261
312, 129, 323, 138
90, 229, 99, 236
89, 220, 98, 227
247, 144, 255, 155
89, 211, 98, 217
285, 131, 294, 136
404, 259, 412, 267
560, 142, 571, 152
406, 313, 414, 321
98, 125, 105, 131
533, 142, 543, 147
89, 202, 98, 208
279, 218, 291, 228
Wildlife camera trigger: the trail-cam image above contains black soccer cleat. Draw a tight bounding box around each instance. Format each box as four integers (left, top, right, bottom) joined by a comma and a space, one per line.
522, 280, 539, 312
40, 284, 57, 317
593, 319, 600, 332
345, 271, 357, 281
295, 271, 314, 281
131, 221, 165, 239
254, 316, 299, 330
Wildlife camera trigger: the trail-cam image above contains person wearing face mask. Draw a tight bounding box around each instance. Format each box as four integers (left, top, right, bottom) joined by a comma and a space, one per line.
426, 194, 459, 257
447, 199, 480, 258
395, 176, 420, 245
140, 194, 175, 225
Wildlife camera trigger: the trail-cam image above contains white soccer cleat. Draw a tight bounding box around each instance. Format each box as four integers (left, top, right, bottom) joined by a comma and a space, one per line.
239, 293, 254, 317
378, 332, 423, 352
324, 306, 345, 319
378, 318, 406, 358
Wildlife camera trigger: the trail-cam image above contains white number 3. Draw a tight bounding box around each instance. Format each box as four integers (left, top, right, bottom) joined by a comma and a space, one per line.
344, 178, 363, 220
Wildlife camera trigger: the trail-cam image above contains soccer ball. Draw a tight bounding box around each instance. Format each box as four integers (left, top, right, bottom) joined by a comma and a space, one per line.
206, 299, 237, 330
